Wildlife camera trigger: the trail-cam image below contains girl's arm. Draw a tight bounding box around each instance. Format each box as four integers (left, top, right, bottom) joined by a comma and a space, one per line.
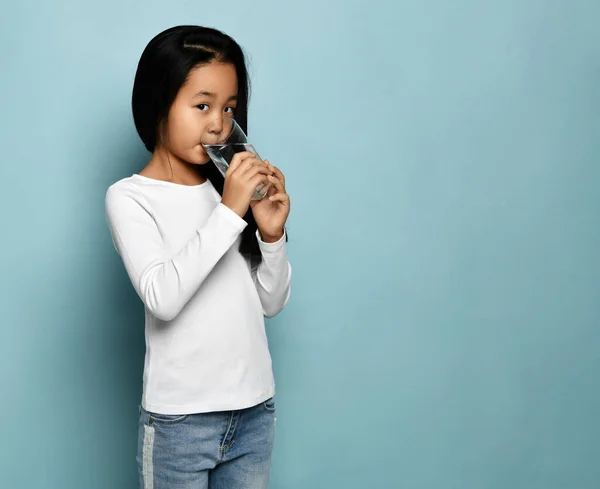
105, 184, 246, 321
250, 230, 292, 318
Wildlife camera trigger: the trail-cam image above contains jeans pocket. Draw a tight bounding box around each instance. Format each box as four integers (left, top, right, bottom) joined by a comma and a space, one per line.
263, 397, 276, 412
144, 408, 189, 425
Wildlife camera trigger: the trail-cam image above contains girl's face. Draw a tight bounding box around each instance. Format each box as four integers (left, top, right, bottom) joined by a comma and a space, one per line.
161, 61, 238, 164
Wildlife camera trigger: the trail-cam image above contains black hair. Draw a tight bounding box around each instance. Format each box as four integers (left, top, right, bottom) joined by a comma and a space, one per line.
132, 25, 260, 258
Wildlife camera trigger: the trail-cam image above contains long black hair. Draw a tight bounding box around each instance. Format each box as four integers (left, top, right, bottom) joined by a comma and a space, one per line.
132, 25, 260, 258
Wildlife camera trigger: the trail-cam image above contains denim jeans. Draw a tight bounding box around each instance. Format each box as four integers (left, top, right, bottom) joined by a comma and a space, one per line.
137, 398, 276, 489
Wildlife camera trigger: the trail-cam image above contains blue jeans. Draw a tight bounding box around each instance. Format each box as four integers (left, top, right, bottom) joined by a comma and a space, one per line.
137, 399, 276, 489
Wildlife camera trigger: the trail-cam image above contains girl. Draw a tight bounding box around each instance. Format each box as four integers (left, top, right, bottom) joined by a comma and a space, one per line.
105, 25, 291, 489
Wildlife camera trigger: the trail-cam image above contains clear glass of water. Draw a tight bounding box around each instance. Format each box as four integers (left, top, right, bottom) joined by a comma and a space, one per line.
201, 117, 270, 200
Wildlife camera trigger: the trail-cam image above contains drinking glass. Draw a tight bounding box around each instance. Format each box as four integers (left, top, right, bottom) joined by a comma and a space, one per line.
201, 118, 270, 200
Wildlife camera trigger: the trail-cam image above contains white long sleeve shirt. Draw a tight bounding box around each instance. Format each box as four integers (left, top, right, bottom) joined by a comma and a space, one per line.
105, 174, 291, 414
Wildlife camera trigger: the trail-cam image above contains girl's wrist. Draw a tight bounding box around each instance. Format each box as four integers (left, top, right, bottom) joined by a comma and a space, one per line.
259, 228, 284, 243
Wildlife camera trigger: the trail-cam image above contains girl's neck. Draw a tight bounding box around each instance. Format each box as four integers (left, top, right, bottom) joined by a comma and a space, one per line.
141, 149, 208, 186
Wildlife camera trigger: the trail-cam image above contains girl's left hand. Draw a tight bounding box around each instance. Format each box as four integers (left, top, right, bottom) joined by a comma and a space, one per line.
250, 161, 290, 242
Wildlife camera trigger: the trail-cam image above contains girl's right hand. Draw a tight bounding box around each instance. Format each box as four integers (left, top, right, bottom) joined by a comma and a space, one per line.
221, 151, 273, 218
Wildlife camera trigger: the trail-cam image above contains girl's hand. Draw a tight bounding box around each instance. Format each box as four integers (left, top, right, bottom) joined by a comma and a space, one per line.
221, 152, 273, 218
250, 161, 290, 242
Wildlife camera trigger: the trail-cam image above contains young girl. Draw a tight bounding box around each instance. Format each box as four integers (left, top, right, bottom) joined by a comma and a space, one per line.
105, 25, 291, 489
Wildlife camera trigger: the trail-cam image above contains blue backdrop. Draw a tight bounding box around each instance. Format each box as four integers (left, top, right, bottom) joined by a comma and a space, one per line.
1, 0, 599, 487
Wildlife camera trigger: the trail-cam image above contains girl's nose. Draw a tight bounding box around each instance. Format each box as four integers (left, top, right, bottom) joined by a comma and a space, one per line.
207, 118, 224, 135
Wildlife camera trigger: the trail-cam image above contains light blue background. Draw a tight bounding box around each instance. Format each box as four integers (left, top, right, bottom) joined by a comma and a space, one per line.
1, 1, 599, 488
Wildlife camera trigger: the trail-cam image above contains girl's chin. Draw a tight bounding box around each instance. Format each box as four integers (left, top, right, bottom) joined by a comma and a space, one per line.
192, 146, 211, 165
186, 150, 211, 165
189, 158, 211, 166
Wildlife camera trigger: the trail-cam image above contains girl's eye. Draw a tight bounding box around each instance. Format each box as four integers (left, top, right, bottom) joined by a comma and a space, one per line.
225, 107, 236, 115
197, 104, 209, 111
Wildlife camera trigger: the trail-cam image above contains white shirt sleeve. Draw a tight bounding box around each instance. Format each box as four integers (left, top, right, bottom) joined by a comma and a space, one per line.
251, 229, 292, 318
105, 185, 247, 321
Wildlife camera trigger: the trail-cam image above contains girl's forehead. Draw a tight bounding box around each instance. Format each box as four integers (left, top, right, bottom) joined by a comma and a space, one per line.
184, 62, 238, 97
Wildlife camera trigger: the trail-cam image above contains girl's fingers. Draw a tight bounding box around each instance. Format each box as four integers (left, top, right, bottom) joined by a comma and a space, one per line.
250, 173, 271, 189
269, 192, 290, 204
240, 158, 270, 178
232, 160, 262, 180
268, 174, 285, 192
265, 160, 285, 187
228, 151, 256, 173
266, 174, 289, 204
245, 164, 272, 180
